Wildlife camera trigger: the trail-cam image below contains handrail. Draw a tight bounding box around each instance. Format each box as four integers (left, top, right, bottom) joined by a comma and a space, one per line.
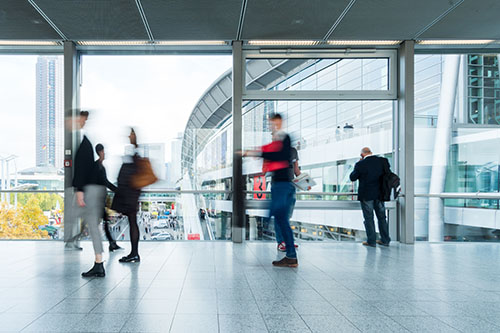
415, 192, 500, 200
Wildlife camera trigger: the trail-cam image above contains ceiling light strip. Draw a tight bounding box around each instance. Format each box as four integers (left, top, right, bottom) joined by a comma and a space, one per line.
328, 40, 401, 45
323, 0, 357, 40
0, 40, 60, 46
413, 0, 464, 39
236, 0, 249, 40
77, 41, 149, 46
135, 0, 154, 41
155, 41, 227, 45
28, 0, 67, 40
248, 40, 320, 46
416, 39, 495, 45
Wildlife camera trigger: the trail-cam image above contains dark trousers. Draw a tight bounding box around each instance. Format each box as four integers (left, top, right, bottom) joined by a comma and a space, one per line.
270, 182, 296, 258
360, 200, 390, 245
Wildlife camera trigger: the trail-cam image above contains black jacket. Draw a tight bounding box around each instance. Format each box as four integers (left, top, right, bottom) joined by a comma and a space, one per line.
111, 155, 141, 214
94, 160, 118, 192
349, 155, 387, 201
72, 136, 96, 191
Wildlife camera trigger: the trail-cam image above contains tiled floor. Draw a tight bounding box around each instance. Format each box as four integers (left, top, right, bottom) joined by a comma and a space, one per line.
1, 241, 500, 332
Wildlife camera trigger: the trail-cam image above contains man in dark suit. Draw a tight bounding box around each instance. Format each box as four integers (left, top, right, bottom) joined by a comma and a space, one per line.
349, 147, 391, 247
65, 111, 107, 277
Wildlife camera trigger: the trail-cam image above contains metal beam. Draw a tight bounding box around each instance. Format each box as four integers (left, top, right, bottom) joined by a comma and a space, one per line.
397, 40, 415, 244
63, 41, 79, 241
232, 41, 245, 243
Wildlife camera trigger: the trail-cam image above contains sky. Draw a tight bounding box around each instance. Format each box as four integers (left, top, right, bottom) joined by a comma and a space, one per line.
0, 54, 232, 181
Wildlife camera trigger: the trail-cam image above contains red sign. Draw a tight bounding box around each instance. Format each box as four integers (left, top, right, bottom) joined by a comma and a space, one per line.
64, 159, 72, 167
253, 175, 266, 200
188, 234, 200, 240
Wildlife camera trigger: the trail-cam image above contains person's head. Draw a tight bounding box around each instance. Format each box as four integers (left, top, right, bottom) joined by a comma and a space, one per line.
95, 143, 105, 160
77, 110, 89, 130
129, 128, 137, 147
269, 113, 283, 132
360, 147, 372, 158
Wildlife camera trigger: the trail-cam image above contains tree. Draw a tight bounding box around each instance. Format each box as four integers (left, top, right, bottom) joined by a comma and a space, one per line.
0, 198, 50, 239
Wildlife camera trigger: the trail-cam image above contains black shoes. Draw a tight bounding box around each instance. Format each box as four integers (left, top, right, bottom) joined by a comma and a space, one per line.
82, 262, 105, 277
376, 240, 390, 247
109, 241, 123, 252
362, 241, 376, 247
272, 257, 298, 267
119, 254, 140, 263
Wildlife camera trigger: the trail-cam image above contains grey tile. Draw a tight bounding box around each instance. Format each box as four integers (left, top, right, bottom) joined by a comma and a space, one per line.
170, 314, 218, 333
262, 314, 312, 333
391, 316, 459, 333
301, 315, 360, 333
0, 313, 41, 332
49, 298, 102, 314
90, 299, 139, 314
291, 300, 341, 315
218, 314, 268, 333
135, 299, 178, 314
218, 300, 260, 315
120, 314, 173, 332
256, 299, 298, 315
330, 301, 385, 316
22, 313, 86, 332
372, 301, 429, 316
72, 313, 127, 332
347, 315, 408, 332
176, 299, 217, 314
437, 315, 500, 332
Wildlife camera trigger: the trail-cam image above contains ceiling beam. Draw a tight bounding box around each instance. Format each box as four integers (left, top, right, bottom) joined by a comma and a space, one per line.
236, 0, 248, 40
135, 0, 154, 41
28, 0, 67, 40
323, 0, 356, 40
413, 0, 464, 39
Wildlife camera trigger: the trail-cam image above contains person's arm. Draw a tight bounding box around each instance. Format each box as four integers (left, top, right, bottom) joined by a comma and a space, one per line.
293, 161, 301, 177
102, 167, 119, 192
261, 135, 291, 161
350, 162, 361, 181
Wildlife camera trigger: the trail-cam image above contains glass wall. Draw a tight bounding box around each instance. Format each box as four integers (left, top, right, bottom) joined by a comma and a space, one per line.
80, 55, 232, 241
415, 53, 500, 241
0, 55, 64, 239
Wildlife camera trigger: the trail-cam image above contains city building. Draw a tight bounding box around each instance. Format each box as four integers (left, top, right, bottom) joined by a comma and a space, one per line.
35, 56, 63, 169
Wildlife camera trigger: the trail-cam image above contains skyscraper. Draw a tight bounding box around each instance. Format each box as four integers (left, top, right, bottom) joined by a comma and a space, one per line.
36, 56, 63, 169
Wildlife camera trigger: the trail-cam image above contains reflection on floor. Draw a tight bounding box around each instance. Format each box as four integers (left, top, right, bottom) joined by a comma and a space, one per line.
1, 241, 500, 332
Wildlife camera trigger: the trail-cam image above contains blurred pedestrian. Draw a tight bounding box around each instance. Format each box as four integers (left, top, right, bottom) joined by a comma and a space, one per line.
68, 111, 107, 277
243, 113, 298, 267
112, 128, 142, 263
94, 143, 123, 252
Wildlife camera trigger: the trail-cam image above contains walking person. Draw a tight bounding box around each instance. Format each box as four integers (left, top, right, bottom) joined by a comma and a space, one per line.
242, 113, 298, 267
349, 147, 391, 247
112, 128, 142, 263
68, 111, 107, 277
94, 143, 123, 252
276, 145, 301, 252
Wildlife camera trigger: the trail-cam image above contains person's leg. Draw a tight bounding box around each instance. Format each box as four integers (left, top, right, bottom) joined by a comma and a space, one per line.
83, 186, 105, 257
103, 210, 114, 243
274, 182, 296, 259
128, 212, 140, 257
81, 185, 106, 277
270, 186, 283, 244
360, 200, 376, 246
64, 190, 83, 248
374, 200, 391, 245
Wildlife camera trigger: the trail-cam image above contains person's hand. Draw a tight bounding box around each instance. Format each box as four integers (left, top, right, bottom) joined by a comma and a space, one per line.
76, 191, 86, 207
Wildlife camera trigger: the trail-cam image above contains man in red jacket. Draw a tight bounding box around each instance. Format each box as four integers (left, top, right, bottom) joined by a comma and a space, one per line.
242, 113, 298, 267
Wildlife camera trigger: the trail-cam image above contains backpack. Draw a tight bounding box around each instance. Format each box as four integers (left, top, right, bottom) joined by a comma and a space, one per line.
380, 157, 400, 201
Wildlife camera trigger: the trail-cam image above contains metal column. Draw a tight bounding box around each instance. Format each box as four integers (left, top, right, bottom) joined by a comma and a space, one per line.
397, 41, 415, 244
63, 41, 80, 240
232, 41, 245, 243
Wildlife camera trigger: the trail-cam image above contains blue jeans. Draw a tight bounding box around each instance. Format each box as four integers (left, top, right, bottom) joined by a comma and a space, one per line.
275, 186, 296, 244
360, 200, 391, 245
270, 182, 296, 258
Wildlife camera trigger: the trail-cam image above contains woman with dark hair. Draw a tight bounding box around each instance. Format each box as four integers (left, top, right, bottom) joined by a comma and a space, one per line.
112, 128, 142, 263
